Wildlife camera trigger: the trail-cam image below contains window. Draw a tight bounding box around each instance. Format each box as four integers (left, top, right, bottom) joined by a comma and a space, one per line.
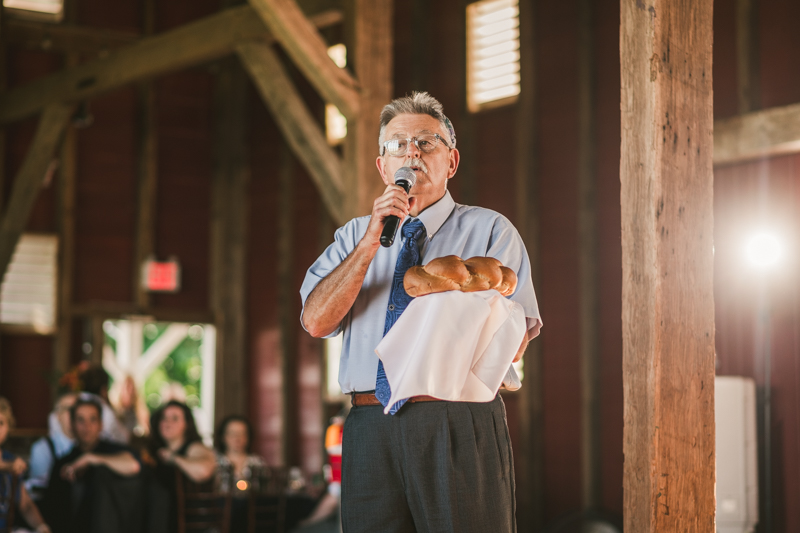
467, 0, 521, 112
325, 44, 348, 145
3, 0, 64, 22
103, 319, 217, 444
0, 234, 58, 334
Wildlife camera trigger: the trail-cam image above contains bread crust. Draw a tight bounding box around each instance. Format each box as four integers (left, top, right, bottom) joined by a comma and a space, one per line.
403, 256, 518, 297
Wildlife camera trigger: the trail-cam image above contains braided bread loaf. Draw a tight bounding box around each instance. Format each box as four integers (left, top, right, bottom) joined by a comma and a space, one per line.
403, 255, 517, 297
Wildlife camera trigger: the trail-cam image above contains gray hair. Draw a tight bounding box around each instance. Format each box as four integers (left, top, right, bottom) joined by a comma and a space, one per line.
378, 92, 457, 153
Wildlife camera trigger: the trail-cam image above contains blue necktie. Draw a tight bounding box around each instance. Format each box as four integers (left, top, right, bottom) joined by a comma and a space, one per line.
375, 218, 426, 415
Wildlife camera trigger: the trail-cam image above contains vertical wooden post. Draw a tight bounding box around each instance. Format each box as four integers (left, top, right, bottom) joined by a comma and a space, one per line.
55, 100, 77, 375
55, 0, 79, 374
577, 0, 601, 512
514, 0, 543, 530
276, 147, 297, 467
211, 55, 250, 420
344, 0, 393, 218
620, 1, 715, 530
133, 0, 158, 309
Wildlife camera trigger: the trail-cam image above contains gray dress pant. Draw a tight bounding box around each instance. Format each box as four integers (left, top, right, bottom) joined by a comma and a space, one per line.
341, 394, 516, 533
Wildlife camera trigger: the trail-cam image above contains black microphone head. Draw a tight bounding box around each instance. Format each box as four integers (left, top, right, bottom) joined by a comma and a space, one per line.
394, 166, 417, 188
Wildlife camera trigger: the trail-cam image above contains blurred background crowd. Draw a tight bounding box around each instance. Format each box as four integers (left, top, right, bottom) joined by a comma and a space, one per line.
0, 363, 344, 533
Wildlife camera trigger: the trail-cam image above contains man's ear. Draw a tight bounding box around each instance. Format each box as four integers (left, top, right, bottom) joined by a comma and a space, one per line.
376, 155, 392, 186
447, 148, 460, 180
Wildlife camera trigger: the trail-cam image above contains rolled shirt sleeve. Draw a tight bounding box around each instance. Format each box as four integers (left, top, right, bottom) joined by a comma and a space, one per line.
299, 216, 368, 339
485, 215, 542, 338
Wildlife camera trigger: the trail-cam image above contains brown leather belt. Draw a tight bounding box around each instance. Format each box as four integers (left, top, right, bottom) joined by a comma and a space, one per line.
350, 392, 442, 407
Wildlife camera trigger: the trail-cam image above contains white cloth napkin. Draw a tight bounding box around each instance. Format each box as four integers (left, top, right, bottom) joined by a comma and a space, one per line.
375, 290, 527, 414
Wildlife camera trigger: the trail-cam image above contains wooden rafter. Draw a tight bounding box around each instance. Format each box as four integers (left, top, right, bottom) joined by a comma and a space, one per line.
714, 102, 800, 166
248, 0, 360, 119
5, 19, 138, 54
0, 6, 343, 125
0, 103, 75, 278
237, 41, 345, 225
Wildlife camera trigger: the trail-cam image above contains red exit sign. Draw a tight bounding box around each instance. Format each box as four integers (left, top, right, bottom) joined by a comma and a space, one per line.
141, 258, 181, 293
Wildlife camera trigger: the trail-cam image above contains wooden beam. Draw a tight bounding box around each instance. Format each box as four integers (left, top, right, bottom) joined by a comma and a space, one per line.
344, 0, 393, 218
236, 41, 346, 225
5, 19, 138, 55
211, 57, 250, 420
0, 103, 74, 279
0, 6, 344, 125
577, 0, 601, 512
713, 102, 800, 166
513, 0, 543, 530
247, 0, 360, 119
70, 302, 215, 324
620, 0, 715, 531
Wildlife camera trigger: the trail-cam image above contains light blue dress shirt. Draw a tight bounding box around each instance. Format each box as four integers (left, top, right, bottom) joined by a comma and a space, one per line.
25, 412, 75, 498
300, 190, 542, 394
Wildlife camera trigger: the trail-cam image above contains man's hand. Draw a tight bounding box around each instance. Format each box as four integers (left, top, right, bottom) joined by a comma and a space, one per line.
304, 185, 409, 338
60, 463, 78, 482
513, 330, 530, 363
60, 454, 98, 481
362, 184, 410, 249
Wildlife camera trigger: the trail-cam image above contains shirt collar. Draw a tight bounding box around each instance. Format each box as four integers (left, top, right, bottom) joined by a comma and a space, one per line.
413, 190, 455, 241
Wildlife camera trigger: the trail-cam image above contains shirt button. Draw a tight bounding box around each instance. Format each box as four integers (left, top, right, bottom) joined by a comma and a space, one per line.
388, 304, 395, 311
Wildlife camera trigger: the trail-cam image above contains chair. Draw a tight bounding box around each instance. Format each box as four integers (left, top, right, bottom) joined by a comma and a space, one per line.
247, 466, 287, 533
175, 469, 231, 533
0, 474, 18, 533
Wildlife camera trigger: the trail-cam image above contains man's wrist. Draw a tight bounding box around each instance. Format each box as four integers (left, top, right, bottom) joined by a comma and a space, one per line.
354, 236, 381, 261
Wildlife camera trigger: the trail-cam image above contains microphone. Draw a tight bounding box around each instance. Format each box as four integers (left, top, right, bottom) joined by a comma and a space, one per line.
380, 167, 417, 248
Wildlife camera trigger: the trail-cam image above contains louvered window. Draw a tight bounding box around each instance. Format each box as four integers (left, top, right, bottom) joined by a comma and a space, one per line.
467, 0, 521, 112
0, 234, 58, 333
3, 0, 64, 22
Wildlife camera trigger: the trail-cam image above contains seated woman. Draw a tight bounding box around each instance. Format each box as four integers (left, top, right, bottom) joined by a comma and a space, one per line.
0, 397, 51, 533
214, 416, 265, 533
148, 401, 216, 532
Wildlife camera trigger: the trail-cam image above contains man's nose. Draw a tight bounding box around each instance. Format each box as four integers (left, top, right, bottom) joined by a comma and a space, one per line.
406, 139, 421, 158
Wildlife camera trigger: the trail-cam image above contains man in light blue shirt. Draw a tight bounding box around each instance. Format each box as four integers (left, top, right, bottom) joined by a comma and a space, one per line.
300, 92, 541, 533
26, 393, 76, 500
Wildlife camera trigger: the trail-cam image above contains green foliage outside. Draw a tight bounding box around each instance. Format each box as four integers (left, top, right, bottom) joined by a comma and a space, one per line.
104, 321, 206, 411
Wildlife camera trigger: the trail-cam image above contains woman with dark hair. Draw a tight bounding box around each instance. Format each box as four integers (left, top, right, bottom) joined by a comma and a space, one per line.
150, 401, 215, 483
214, 416, 265, 533
148, 401, 216, 532
214, 416, 264, 491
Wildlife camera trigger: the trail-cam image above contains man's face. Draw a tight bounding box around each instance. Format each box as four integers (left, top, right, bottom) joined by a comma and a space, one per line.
376, 114, 460, 217
73, 404, 102, 449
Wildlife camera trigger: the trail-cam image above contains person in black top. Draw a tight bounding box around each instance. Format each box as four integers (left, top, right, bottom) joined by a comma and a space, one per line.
43, 397, 142, 533
147, 401, 216, 533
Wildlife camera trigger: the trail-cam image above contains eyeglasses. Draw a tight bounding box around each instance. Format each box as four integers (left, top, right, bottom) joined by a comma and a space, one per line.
382, 133, 450, 157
